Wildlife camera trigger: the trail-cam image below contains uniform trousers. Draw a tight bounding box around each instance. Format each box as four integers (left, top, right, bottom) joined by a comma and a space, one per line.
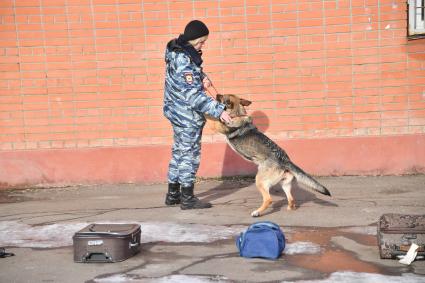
167, 124, 203, 187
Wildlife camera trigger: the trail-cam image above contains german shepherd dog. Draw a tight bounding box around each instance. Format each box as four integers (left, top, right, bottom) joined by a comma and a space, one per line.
209, 94, 331, 217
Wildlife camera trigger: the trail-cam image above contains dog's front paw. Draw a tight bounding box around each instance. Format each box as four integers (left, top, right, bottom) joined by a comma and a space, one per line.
251, 210, 261, 217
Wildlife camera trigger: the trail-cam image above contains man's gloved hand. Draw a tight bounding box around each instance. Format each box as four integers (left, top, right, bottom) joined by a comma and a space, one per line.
219, 111, 232, 124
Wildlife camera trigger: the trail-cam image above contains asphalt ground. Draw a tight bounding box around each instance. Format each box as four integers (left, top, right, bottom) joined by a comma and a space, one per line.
0, 175, 424, 282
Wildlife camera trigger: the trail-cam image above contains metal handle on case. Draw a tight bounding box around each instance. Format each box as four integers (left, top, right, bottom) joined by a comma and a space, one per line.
403, 234, 418, 240
82, 252, 112, 262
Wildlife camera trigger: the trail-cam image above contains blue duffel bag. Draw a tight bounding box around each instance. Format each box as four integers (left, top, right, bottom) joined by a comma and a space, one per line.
236, 221, 285, 260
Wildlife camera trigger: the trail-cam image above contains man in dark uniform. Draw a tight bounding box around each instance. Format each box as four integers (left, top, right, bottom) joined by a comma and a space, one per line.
163, 20, 232, 209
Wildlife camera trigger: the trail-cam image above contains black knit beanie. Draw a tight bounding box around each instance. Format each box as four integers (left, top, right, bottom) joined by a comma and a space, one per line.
183, 20, 209, 41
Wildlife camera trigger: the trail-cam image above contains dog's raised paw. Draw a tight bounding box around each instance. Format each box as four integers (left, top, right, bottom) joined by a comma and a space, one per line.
251, 210, 260, 217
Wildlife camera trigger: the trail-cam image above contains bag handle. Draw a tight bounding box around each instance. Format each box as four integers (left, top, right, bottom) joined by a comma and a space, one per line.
250, 221, 281, 231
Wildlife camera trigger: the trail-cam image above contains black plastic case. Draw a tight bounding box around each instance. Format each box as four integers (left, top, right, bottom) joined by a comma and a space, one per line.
73, 223, 141, 263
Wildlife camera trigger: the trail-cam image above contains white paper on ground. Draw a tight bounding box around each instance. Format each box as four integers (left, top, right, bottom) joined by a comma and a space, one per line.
398, 243, 419, 265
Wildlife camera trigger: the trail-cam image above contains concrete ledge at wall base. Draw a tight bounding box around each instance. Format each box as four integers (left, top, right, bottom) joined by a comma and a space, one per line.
0, 134, 424, 189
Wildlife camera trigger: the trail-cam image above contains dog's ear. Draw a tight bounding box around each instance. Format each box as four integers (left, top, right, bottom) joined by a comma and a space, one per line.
240, 98, 252, 106
216, 94, 223, 102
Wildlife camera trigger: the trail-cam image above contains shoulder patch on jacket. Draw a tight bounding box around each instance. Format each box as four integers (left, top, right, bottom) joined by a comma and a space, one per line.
184, 72, 193, 84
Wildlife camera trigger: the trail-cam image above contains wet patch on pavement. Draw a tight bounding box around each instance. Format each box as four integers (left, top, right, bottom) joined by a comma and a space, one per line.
1, 220, 423, 282
0, 189, 33, 203
91, 272, 425, 283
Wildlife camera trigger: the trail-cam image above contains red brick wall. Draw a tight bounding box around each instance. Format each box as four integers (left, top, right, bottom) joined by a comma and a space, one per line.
1, 0, 424, 187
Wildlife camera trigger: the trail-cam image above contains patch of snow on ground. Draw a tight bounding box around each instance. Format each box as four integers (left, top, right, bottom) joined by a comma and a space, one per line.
282, 271, 425, 283
284, 241, 322, 255
94, 272, 425, 283
340, 226, 377, 236
0, 221, 240, 248
94, 274, 228, 283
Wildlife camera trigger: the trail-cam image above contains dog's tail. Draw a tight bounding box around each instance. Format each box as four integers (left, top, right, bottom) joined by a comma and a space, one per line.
287, 162, 331, 196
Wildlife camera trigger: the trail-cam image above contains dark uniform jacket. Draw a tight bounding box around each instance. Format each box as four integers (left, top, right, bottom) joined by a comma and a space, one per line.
163, 38, 225, 128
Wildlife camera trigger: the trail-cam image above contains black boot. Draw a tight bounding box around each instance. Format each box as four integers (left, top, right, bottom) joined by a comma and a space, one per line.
165, 183, 181, 205
180, 184, 212, 210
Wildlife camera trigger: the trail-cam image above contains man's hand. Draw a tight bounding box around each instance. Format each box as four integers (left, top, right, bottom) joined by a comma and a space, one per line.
203, 77, 212, 89
219, 111, 232, 124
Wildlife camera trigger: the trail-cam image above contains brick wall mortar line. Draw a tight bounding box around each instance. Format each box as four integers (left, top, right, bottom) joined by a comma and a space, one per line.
243, 0, 249, 102
140, 0, 151, 145
165, 1, 172, 38
377, 0, 383, 136
350, 0, 355, 136
218, 0, 223, 68
11, 0, 25, 150
295, 0, 302, 139
113, 0, 129, 145
268, 0, 277, 116
64, 0, 78, 148
405, 44, 411, 134
322, 0, 330, 133
89, 0, 103, 142
161, 2, 172, 133
39, 0, 53, 148
192, 0, 196, 18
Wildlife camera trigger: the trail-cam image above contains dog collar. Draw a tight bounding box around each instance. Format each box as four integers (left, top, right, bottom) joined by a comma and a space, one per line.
227, 123, 257, 139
